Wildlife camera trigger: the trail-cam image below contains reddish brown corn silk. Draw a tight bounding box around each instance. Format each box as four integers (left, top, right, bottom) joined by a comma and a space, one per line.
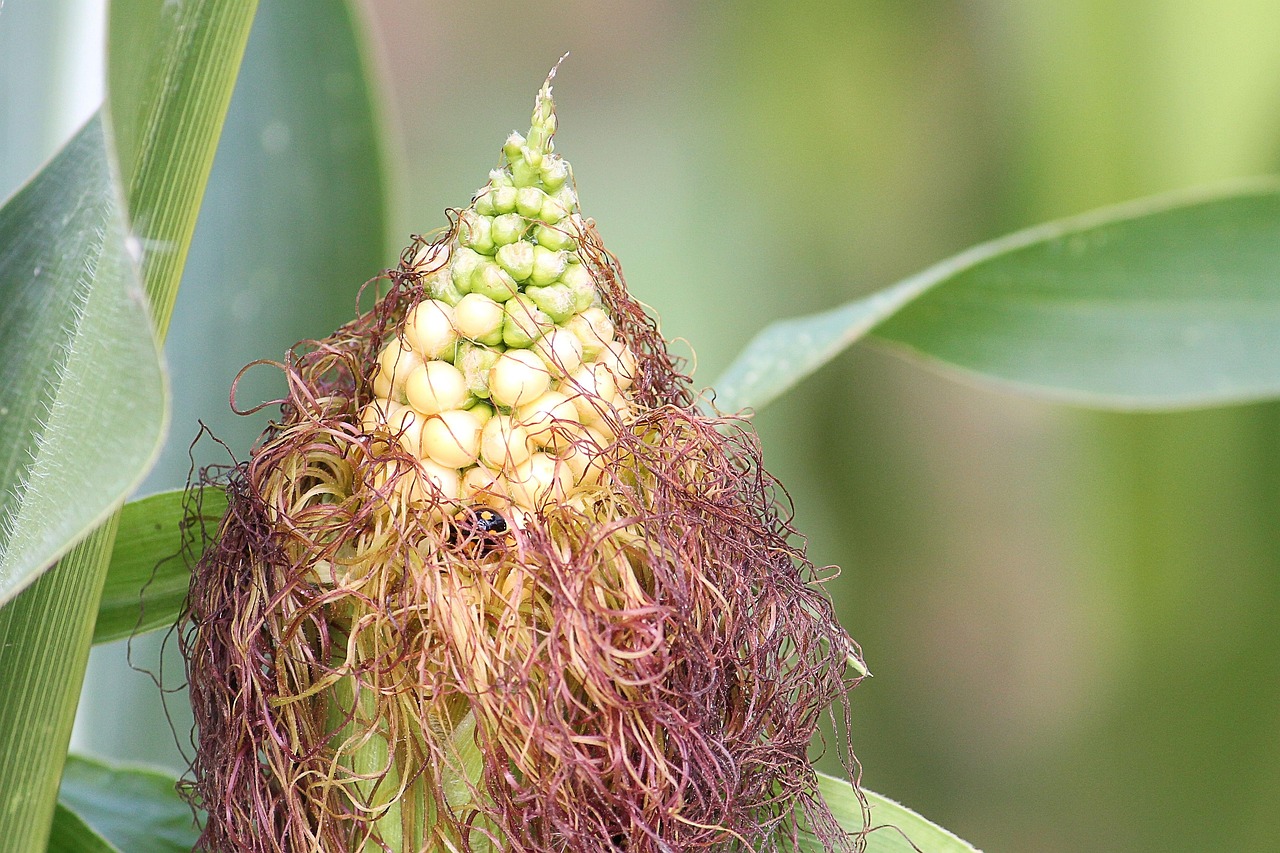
182, 73, 866, 853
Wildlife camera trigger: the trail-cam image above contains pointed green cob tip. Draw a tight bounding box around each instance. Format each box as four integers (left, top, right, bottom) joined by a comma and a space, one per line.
475, 69, 577, 220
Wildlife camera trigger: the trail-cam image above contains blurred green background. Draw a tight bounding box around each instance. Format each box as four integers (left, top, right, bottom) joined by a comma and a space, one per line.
6, 1, 1280, 850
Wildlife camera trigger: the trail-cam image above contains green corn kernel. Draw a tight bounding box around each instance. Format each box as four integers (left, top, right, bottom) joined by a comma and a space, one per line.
474, 189, 498, 216
491, 185, 518, 214
520, 144, 544, 170
552, 185, 578, 211
458, 210, 495, 254
516, 186, 548, 219
495, 241, 536, 282
510, 156, 540, 188
540, 156, 569, 191
539, 195, 568, 225
560, 262, 597, 311
502, 294, 553, 348
524, 283, 575, 324
450, 247, 484, 293
529, 245, 567, 286
424, 269, 464, 306
490, 213, 528, 247
456, 344, 501, 398
533, 223, 574, 252
527, 91, 557, 150
502, 132, 525, 162
471, 260, 519, 302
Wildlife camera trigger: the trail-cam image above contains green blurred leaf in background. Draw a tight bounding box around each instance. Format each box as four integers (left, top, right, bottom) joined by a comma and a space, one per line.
715, 181, 1280, 413
92, 487, 226, 645
55, 754, 199, 853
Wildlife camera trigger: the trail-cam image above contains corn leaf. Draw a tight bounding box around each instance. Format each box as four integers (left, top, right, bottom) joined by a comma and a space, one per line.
93, 487, 227, 645
47, 803, 117, 853
108, 0, 262, 334
0, 119, 163, 607
55, 754, 199, 853
715, 182, 1280, 412
0, 2, 256, 849
805, 773, 982, 853
146, 0, 390, 493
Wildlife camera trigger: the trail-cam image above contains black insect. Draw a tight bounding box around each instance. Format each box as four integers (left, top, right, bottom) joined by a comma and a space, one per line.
469, 506, 508, 534
449, 505, 510, 552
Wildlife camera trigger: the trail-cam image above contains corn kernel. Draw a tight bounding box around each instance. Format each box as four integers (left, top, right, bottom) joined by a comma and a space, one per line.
373, 338, 425, 401
405, 361, 469, 415
454, 293, 505, 342
488, 349, 550, 408
531, 328, 584, 377
420, 409, 483, 468
507, 452, 571, 508
515, 390, 578, 448
479, 414, 535, 470
403, 299, 458, 360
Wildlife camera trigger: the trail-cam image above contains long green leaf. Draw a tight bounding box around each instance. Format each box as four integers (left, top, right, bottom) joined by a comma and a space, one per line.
803, 773, 982, 853
145, 0, 391, 493
47, 804, 117, 853
715, 182, 1280, 412
0, 119, 164, 607
107, 0, 261, 332
78, 0, 389, 778
56, 755, 199, 853
94, 487, 227, 645
0, 524, 117, 853
0, 3, 256, 849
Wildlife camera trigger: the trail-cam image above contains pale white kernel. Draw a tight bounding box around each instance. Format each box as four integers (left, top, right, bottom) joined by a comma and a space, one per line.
418, 458, 462, 504
405, 361, 468, 415
507, 452, 571, 509
409, 241, 449, 273
514, 390, 579, 448
420, 409, 483, 468
555, 435, 608, 488
359, 399, 404, 433
531, 328, 584, 377
454, 292, 505, 340
385, 405, 425, 457
479, 415, 535, 470
461, 464, 509, 500
403, 299, 458, 359
596, 340, 638, 391
373, 338, 425, 401
565, 307, 615, 360
562, 362, 618, 425
488, 349, 551, 408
